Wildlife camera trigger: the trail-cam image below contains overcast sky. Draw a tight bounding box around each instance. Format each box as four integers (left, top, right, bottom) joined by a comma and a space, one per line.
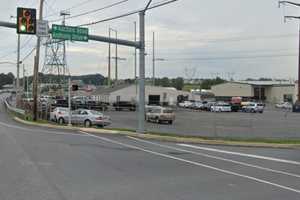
1, 0, 300, 80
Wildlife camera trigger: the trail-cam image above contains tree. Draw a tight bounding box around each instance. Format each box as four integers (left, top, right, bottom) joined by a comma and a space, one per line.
172, 77, 184, 90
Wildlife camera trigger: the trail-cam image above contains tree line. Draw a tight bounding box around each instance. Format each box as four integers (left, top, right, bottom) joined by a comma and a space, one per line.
0, 73, 15, 89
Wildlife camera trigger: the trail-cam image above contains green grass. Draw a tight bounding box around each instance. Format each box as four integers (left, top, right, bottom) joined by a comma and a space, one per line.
143, 131, 300, 145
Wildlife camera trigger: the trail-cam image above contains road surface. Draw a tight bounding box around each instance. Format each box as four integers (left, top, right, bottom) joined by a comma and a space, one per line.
105, 109, 300, 139
1, 94, 300, 200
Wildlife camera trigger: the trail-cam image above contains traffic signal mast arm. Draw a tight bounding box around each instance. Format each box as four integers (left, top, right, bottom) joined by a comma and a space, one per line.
0, 21, 139, 48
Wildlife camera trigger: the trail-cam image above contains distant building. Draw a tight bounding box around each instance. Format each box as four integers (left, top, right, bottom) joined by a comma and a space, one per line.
91, 84, 191, 106
211, 81, 295, 103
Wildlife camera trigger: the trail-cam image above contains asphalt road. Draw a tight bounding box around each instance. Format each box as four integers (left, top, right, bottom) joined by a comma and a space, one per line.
1, 94, 300, 200
104, 108, 300, 139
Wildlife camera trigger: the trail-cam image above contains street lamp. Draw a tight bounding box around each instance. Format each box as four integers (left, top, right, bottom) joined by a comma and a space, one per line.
109, 28, 118, 81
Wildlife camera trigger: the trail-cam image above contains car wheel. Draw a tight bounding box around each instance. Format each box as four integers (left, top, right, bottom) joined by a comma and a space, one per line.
169, 120, 173, 124
58, 117, 64, 125
84, 120, 92, 127
155, 117, 160, 124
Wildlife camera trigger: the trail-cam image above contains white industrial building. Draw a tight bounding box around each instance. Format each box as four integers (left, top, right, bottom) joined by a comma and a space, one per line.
211, 81, 295, 104
91, 84, 191, 106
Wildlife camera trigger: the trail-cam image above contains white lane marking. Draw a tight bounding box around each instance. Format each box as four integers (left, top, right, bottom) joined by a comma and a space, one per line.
178, 144, 300, 165
80, 131, 300, 194
0, 121, 89, 137
127, 136, 300, 179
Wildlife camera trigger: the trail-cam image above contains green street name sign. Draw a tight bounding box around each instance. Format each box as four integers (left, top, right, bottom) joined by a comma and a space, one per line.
52, 24, 89, 42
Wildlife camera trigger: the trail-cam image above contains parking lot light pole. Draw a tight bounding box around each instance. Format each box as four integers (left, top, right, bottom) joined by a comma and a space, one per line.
68, 76, 72, 127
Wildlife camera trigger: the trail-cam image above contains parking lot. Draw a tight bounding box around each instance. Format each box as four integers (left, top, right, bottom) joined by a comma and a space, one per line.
103, 108, 300, 139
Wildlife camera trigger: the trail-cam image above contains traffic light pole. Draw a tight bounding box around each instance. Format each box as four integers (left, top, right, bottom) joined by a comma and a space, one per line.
32, 0, 44, 121
16, 34, 20, 107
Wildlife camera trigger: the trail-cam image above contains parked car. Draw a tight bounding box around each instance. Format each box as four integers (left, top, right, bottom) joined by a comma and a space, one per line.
72, 109, 111, 127
55, 109, 111, 127
210, 102, 232, 112
146, 107, 175, 124
50, 107, 69, 122
242, 103, 264, 113
178, 101, 193, 108
113, 101, 136, 111
202, 101, 216, 111
191, 101, 204, 110
275, 102, 293, 110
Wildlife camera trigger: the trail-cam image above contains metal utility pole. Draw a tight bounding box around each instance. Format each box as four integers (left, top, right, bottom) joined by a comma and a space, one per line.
137, 0, 153, 133
61, 10, 72, 127
134, 21, 137, 80
279, 1, 300, 102
109, 28, 118, 82
115, 31, 118, 81
138, 11, 146, 133
152, 31, 155, 86
16, 34, 21, 107
23, 64, 25, 91
32, 0, 44, 121
108, 28, 111, 86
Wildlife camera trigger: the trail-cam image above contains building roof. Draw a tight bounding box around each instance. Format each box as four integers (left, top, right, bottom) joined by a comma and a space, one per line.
91, 84, 131, 95
92, 84, 191, 96
232, 80, 294, 86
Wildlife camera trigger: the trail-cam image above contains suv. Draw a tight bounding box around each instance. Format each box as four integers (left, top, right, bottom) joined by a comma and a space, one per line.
50, 107, 69, 122
146, 107, 175, 124
242, 103, 264, 113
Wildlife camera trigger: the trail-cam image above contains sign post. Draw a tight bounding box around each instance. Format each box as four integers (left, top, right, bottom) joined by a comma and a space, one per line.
52, 24, 89, 42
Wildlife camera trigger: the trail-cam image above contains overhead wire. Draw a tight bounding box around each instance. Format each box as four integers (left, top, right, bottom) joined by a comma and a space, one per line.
49, 0, 129, 22
163, 54, 298, 61
78, 0, 178, 26
45, 0, 98, 18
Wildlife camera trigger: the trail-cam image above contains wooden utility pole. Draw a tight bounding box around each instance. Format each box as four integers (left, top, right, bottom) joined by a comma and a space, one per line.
32, 0, 44, 121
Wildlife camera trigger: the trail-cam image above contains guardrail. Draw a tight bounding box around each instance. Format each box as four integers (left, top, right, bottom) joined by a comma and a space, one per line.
4, 98, 25, 116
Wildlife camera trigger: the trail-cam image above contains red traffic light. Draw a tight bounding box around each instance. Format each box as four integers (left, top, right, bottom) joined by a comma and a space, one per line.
72, 85, 79, 91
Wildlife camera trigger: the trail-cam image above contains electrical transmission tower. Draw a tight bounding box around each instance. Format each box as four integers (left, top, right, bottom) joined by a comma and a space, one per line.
41, 11, 70, 95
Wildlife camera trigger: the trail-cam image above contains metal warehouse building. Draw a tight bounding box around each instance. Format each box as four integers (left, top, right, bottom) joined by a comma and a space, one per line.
91, 84, 191, 106
211, 81, 295, 104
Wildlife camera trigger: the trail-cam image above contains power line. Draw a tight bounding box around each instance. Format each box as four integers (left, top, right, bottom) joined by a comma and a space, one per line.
164, 54, 298, 61
0, 36, 34, 59
49, 0, 129, 22
45, 0, 99, 18
78, 0, 178, 26
21, 47, 36, 62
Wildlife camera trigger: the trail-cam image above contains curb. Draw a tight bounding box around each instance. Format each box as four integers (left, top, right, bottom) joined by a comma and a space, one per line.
13, 117, 300, 149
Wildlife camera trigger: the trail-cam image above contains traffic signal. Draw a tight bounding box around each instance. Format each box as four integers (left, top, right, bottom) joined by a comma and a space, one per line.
72, 85, 79, 91
17, 7, 36, 35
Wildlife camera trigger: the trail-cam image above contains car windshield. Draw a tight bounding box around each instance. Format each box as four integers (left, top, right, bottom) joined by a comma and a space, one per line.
90, 110, 103, 115
163, 109, 173, 113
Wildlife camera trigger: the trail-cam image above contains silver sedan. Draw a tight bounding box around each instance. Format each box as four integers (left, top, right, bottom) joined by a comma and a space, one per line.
57, 109, 111, 127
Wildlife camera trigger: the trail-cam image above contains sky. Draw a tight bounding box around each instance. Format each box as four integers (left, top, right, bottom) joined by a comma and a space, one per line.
0, 0, 300, 80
